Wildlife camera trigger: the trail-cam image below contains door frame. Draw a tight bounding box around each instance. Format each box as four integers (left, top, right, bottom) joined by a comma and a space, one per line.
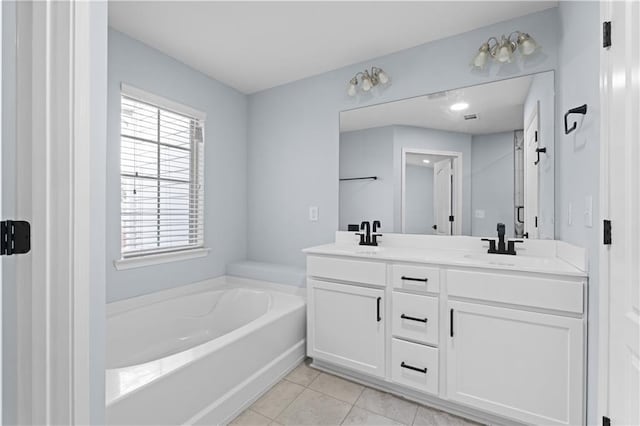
401, 148, 463, 235
597, 0, 640, 423
14, 2, 104, 424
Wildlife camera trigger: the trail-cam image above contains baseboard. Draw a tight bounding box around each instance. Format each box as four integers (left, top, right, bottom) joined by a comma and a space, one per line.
185, 340, 306, 425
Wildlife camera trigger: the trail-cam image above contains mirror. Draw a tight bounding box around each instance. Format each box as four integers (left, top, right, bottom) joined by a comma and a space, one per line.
339, 71, 554, 239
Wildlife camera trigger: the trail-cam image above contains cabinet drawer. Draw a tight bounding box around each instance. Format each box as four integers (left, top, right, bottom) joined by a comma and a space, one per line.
447, 269, 584, 314
391, 264, 440, 293
307, 256, 386, 286
392, 292, 438, 345
391, 338, 438, 395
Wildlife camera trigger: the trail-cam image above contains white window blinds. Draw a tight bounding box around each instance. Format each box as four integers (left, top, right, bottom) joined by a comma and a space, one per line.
120, 90, 205, 258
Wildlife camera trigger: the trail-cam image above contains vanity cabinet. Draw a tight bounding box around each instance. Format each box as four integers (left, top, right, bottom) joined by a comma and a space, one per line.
307, 278, 385, 377
304, 239, 587, 426
447, 300, 584, 426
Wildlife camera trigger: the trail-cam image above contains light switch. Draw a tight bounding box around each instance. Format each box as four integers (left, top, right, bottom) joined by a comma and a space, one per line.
584, 196, 593, 228
309, 206, 319, 222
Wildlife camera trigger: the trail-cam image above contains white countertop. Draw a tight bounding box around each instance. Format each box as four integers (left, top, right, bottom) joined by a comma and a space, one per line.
303, 242, 587, 278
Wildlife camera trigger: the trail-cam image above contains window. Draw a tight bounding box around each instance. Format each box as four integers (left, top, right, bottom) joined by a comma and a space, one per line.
119, 85, 205, 259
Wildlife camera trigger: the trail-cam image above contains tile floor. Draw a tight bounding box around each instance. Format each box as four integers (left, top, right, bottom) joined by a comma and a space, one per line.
230, 360, 481, 426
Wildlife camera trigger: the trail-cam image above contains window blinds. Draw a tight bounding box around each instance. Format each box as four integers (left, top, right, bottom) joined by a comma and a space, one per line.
120, 94, 204, 257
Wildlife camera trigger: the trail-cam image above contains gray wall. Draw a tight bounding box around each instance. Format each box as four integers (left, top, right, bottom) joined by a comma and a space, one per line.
405, 165, 434, 235
524, 71, 555, 239
339, 127, 394, 232
247, 7, 559, 268
470, 131, 514, 237
556, 2, 601, 423
107, 29, 248, 302
392, 126, 472, 235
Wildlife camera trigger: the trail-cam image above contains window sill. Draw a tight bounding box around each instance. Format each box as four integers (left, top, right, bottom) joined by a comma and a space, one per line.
114, 247, 210, 271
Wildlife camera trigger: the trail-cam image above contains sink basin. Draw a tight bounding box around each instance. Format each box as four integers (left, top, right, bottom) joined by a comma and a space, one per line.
463, 253, 552, 268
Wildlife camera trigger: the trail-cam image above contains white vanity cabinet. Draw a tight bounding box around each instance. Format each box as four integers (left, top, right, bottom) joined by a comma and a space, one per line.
304, 237, 587, 426
306, 256, 387, 377
447, 300, 583, 426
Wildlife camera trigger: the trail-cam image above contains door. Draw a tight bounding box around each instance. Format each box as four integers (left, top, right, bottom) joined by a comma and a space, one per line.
447, 301, 584, 425
307, 279, 385, 377
523, 102, 539, 238
601, 1, 640, 424
433, 159, 452, 235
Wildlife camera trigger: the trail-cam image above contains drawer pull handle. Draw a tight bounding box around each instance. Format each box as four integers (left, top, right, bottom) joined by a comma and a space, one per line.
376, 297, 382, 322
401, 276, 428, 283
400, 314, 428, 323
401, 362, 427, 374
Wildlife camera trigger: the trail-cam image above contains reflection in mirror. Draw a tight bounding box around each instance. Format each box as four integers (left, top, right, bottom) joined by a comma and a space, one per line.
339, 71, 554, 239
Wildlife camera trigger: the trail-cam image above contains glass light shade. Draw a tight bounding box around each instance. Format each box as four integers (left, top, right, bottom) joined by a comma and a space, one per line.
495, 37, 514, 63
361, 75, 373, 92
377, 70, 389, 84
517, 33, 539, 56
347, 83, 357, 97
471, 44, 490, 69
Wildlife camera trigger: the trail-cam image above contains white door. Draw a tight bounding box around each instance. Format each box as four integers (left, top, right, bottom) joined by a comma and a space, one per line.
307, 279, 385, 377
433, 159, 452, 235
601, 1, 640, 424
523, 102, 539, 238
447, 301, 584, 425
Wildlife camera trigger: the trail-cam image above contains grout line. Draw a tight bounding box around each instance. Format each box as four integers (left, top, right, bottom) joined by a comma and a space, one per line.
339, 405, 355, 426
410, 403, 419, 426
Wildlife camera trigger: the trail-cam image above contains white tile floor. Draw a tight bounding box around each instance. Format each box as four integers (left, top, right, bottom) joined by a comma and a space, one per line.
230, 360, 482, 426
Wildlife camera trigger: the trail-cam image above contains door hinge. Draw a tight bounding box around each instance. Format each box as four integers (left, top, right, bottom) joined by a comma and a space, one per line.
603, 219, 612, 245
535, 216, 538, 228
1, 220, 31, 256
602, 416, 611, 426
449, 215, 454, 222
535, 130, 538, 142
603, 21, 612, 48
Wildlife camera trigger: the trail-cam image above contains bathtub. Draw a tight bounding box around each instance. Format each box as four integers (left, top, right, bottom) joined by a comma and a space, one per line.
106, 278, 306, 425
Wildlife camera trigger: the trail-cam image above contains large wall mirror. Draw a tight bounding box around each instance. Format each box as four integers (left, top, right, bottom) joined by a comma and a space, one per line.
339, 71, 554, 239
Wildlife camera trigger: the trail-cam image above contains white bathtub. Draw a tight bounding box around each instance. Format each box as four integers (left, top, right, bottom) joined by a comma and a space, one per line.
106, 278, 306, 425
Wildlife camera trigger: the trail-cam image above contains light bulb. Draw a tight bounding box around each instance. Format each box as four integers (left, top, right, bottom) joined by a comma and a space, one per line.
361, 75, 373, 92
450, 102, 469, 111
471, 43, 490, 69
347, 83, 357, 97
495, 36, 514, 63
517, 33, 538, 56
422, 159, 430, 164
377, 70, 389, 84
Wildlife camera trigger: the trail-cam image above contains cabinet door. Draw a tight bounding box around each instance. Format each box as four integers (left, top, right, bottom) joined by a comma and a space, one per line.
447, 301, 584, 426
308, 279, 385, 377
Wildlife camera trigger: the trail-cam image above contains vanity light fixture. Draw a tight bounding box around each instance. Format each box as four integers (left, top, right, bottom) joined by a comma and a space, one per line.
450, 102, 469, 111
471, 31, 539, 69
347, 67, 390, 96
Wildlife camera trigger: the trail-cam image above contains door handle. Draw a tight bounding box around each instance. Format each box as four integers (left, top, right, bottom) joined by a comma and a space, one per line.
534, 147, 547, 165
450, 308, 454, 337
376, 297, 382, 322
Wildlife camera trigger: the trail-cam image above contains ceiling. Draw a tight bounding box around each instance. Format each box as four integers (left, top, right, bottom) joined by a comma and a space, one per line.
340, 75, 534, 135
108, 1, 556, 94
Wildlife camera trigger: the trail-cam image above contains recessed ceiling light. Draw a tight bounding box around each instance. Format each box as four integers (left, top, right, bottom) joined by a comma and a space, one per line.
450, 102, 469, 111
423, 159, 431, 164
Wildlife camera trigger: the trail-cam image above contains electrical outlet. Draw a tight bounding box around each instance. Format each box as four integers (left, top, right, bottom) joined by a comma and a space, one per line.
475, 209, 485, 219
309, 206, 319, 222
